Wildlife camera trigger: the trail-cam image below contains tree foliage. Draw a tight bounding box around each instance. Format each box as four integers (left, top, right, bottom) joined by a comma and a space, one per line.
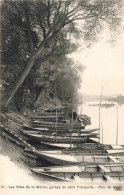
1, 0, 123, 110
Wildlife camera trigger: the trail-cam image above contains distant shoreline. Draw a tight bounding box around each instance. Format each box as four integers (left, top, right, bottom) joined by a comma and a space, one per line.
79, 95, 124, 105
107, 95, 124, 105
89, 103, 115, 108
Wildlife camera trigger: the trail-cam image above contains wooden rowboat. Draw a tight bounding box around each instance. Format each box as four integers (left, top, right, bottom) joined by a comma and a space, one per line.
21, 126, 98, 134
31, 115, 62, 119
31, 112, 64, 118
31, 123, 84, 129
39, 138, 103, 149
31, 164, 124, 183
29, 149, 124, 165
43, 107, 66, 112
20, 129, 99, 138
31, 119, 83, 126
62, 147, 124, 155
30, 121, 85, 129
21, 125, 49, 131
40, 141, 124, 150
40, 142, 77, 149
21, 131, 99, 143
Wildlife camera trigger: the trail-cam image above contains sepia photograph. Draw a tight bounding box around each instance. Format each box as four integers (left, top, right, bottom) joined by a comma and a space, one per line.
0, 0, 124, 194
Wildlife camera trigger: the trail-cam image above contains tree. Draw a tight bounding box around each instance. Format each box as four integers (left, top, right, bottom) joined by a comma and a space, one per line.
2, 0, 123, 107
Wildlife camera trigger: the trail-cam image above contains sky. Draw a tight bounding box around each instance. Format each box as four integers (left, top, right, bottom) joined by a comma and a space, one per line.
71, 33, 124, 96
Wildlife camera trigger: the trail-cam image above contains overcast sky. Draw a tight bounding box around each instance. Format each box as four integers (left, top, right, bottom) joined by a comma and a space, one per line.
72, 32, 124, 96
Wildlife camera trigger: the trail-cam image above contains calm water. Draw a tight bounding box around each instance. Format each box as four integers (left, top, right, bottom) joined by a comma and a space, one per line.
78, 100, 124, 145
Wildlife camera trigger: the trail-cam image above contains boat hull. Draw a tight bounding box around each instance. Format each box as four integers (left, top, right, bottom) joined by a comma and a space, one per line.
31, 164, 124, 183
22, 132, 99, 143
31, 150, 124, 166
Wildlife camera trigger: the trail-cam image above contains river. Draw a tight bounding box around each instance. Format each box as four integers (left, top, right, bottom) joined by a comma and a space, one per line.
78, 100, 124, 145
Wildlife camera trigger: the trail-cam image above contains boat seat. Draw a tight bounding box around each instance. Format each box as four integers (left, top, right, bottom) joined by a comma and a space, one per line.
110, 145, 123, 149
104, 175, 116, 183
98, 165, 110, 172
93, 156, 108, 159
107, 156, 120, 162
106, 150, 124, 154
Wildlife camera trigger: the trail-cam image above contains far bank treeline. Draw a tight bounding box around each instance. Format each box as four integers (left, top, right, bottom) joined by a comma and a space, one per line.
1, 0, 123, 112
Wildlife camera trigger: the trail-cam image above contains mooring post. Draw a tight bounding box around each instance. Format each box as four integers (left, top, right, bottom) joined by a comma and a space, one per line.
116, 106, 118, 145
99, 86, 103, 146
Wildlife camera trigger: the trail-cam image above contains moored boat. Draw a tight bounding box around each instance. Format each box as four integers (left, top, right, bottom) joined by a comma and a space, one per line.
20, 125, 49, 131
29, 149, 124, 165
20, 126, 98, 133
20, 129, 99, 138
31, 123, 84, 130
40, 142, 77, 149
31, 164, 124, 183
40, 141, 124, 150
21, 126, 99, 135
31, 112, 64, 118
21, 131, 99, 143
43, 107, 65, 112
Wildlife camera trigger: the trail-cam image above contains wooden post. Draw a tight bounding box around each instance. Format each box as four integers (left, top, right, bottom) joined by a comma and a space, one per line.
55, 101, 57, 143
70, 81, 75, 148
116, 106, 118, 145
0, 127, 2, 136
81, 96, 83, 114
99, 86, 103, 145
55, 79, 57, 143
70, 105, 73, 148
66, 106, 68, 121
101, 122, 103, 145
6, 134, 8, 142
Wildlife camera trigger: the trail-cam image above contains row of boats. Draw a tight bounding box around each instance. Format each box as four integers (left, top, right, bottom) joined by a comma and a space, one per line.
19, 107, 124, 183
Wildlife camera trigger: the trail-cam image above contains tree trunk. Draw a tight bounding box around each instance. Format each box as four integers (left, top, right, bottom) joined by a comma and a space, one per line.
33, 89, 44, 108
5, 40, 49, 107
33, 82, 50, 108
5, 55, 36, 107
5, 29, 62, 107
33, 86, 44, 108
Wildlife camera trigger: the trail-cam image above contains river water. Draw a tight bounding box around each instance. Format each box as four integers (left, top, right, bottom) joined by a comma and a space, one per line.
78, 100, 124, 145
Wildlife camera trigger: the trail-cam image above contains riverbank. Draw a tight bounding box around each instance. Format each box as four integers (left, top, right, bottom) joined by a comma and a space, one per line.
0, 110, 61, 188
0, 108, 82, 187
0, 110, 47, 185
